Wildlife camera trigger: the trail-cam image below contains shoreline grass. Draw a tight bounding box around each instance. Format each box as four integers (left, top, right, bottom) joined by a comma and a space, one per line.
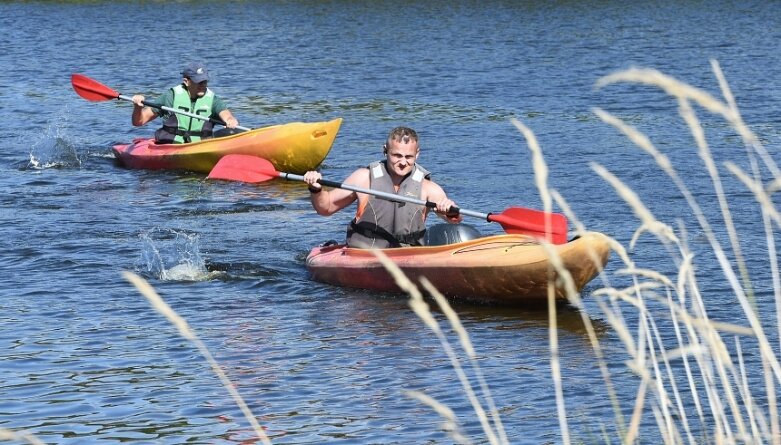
116, 61, 780, 444
4, 61, 773, 444
390, 59, 781, 444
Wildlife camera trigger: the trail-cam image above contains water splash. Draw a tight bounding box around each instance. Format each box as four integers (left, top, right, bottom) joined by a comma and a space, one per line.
27, 106, 82, 170
138, 228, 221, 281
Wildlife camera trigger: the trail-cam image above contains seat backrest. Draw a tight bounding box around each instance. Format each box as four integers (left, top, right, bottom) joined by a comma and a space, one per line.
423, 223, 481, 246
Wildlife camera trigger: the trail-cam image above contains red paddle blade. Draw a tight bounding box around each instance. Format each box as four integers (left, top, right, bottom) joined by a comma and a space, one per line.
207, 154, 280, 183
71, 74, 120, 102
489, 208, 569, 244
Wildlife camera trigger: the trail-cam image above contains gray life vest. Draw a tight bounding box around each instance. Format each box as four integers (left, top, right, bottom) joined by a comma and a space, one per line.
346, 161, 431, 248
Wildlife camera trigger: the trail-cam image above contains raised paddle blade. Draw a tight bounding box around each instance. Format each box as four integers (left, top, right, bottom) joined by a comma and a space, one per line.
71, 74, 120, 102
488, 208, 569, 244
207, 154, 280, 183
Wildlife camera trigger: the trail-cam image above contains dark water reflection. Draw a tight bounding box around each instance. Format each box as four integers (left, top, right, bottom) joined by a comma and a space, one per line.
1, 0, 780, 443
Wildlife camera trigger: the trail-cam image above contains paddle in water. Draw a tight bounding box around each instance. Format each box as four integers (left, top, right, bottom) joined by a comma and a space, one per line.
208, 154, 569, 243
70, 73, 251, 131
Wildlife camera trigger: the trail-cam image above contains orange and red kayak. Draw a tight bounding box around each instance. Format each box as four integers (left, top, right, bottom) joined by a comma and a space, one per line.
306, 232, 610, 304
112, 118, 342, 174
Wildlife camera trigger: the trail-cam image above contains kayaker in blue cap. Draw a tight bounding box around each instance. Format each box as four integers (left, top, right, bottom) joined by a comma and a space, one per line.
303, 126, 463, 248
130, 62, 240, 144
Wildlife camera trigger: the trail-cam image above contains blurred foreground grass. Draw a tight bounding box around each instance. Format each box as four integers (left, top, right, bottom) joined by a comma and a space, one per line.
5, 60, 779, 444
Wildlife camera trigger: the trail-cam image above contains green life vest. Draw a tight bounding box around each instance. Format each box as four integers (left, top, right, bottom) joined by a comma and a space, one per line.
160, 84, 215, 144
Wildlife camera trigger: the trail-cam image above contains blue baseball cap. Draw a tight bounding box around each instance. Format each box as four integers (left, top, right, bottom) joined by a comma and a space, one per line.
182, 63, 209, 83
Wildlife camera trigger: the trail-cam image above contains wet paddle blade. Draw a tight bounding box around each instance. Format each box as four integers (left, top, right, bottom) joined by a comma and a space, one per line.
71, 74, 120, 102
207, 154, 280, 183
489, 208, 568, 244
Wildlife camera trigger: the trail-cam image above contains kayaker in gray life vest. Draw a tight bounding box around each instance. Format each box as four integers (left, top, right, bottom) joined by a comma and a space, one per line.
130, 62, 240, 144
303, 126, 463, 248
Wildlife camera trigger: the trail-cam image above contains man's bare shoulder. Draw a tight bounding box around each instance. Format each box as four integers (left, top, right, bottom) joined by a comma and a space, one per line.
344, 167, 371, 187
421, 177, 446, 200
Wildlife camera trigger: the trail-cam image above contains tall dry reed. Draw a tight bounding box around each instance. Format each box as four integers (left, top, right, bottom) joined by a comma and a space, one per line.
111, 61, 781, 445
399, 60, 781, 444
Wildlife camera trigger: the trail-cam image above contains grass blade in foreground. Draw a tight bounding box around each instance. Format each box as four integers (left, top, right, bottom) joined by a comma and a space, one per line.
123, 272, 272, 445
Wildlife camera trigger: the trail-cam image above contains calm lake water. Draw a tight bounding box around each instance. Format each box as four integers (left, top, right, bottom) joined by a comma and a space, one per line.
2, 1, 781, 443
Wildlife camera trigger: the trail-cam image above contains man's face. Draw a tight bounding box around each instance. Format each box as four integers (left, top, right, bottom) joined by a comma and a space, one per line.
184, 78, 208, 99
385, 138, 419, 177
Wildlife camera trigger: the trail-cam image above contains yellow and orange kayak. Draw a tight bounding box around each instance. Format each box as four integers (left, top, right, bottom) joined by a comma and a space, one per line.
112, 118, 342, 174
306, 231, 610, 304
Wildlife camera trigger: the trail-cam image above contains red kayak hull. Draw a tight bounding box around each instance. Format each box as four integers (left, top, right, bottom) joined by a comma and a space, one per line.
306, 232, 610, 304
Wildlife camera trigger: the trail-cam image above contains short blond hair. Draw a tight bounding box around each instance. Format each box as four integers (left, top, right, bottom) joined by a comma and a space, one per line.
386, 126, 418, 146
